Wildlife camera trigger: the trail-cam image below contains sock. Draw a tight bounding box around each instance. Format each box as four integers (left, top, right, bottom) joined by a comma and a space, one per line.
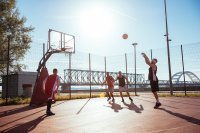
49, 99, 52, 110
46, 99, 52, 112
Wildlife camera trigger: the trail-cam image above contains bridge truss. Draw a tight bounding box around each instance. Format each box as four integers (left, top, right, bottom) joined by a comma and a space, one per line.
63, 69, 145, 86
172, 71, 200, 83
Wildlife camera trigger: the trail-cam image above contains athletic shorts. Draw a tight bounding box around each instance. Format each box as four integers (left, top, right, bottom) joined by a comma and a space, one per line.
150, 80, 159, 92
107, 86, 114, 93
119, 85, 128, 92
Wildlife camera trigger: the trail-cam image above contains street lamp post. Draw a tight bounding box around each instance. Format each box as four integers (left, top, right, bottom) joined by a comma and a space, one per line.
132, 43, 137, 96
164, 0, 173, 95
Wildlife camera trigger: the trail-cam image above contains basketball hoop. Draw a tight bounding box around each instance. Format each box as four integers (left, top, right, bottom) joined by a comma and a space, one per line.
48, 29, 75, 53
61, 48, 66, 51
50, 46, 73, 53
60, 46, 73, 52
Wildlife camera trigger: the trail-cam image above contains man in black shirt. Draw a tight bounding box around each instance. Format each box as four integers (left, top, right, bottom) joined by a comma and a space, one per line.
115, 71, 133, 102
142, 53, 161, 109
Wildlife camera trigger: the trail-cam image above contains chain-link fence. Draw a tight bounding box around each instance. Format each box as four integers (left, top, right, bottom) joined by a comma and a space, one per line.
1, 42, 200, 98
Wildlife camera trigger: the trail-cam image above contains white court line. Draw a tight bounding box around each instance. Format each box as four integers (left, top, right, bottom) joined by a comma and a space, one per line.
147, 123, 200, 133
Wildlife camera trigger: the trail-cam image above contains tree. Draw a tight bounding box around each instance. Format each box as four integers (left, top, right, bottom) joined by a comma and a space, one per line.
0, 0, 34, 75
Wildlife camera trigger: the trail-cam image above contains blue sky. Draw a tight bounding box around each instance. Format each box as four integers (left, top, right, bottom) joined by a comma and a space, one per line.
14, 0, 200, 81
17, 0, 200, 56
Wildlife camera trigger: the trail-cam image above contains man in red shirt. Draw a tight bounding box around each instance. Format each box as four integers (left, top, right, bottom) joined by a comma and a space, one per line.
102, 72, 115, 102
44, 68, 60, 116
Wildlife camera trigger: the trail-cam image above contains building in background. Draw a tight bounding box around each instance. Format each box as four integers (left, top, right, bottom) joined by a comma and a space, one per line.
1, 72, 37, 98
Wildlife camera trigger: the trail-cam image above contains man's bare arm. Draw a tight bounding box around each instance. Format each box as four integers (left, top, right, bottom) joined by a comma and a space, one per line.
56, 77, 60, 93
125, 77, 129, 84
102, 80, 106, 85
142, 53, 153, 67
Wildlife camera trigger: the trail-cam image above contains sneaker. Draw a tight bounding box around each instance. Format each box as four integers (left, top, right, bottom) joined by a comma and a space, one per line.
154, 102, 161, 109
157, 102, 161, 108
129, 97, 133, 102
46, 111, 55, 116
121, 99, 124, 102
107, 97, 111, 101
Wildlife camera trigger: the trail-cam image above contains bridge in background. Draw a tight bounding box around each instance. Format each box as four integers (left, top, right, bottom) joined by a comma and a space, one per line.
1, 70, 200, 90
63, 69, 145, 86
172, 71, 200, 83
62, 69, 200, 88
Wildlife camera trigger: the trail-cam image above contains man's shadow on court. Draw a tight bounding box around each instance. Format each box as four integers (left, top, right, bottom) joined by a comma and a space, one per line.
158, 108, 200, 125
1, 114, 47, 133
123, 101, 144, 113
107, 101, 123, 112
0, 105, 38, 118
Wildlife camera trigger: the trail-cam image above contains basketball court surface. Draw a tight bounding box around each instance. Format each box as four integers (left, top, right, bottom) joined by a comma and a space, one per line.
1, 94, 200, 133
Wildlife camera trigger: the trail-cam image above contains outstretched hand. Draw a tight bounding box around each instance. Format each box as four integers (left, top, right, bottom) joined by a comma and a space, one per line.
141, 53, 148, 58
141, 53, 146, 57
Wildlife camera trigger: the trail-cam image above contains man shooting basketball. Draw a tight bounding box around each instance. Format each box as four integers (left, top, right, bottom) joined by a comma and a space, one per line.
142, 53, 161, 109
44, 68, 60, 116
102, 72, 115, 102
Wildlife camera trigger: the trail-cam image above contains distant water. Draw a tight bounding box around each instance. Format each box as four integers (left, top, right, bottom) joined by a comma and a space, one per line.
67, 85, 108, 90
59, 85, 141, 90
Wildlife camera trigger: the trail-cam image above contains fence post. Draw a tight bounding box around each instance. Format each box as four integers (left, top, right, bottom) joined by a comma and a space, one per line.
104, 56, 107, 97
89, 53, 91, 98
69, 53, 72, 99
46, 41, 49, 51
125, 53, 128, 75
125, 53, 128, 89
64, 69, 66, 84
134, 46, 137, 95
181, 45, 186, 96
104, 56, 107, 77
6, 36, 10, 105
48, 29, 50, 50
43, 43, 45, 56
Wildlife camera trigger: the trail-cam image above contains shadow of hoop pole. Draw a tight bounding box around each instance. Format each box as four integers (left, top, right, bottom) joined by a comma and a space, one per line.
159, 108, 200, 125
76, 98, 91, 115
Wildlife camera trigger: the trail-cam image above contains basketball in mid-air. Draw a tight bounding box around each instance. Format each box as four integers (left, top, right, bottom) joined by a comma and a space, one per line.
122, 33, 128, 39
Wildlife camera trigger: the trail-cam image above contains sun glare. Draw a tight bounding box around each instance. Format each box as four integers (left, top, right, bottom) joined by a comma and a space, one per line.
80, 6, 114, 39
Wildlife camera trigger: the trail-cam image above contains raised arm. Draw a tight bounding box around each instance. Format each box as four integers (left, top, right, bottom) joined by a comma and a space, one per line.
142, 53, 153, 67
102, 80, 106, 85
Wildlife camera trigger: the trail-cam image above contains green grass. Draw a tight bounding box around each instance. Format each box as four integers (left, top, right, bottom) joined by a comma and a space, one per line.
0, 97, 31, 106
